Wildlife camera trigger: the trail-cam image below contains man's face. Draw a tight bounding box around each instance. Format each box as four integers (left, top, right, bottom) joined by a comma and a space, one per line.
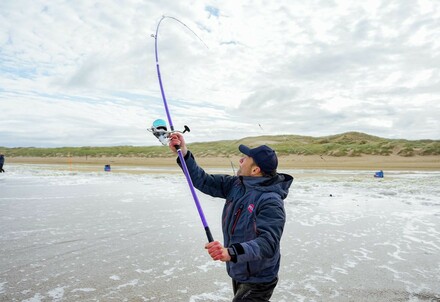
237, 155, 260, 176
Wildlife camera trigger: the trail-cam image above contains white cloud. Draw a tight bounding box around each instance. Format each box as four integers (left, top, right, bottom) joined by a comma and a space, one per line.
1, 0, 439, 147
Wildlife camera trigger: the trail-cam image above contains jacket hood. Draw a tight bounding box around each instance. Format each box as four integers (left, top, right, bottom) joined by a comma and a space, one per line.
240, 173, 293, 200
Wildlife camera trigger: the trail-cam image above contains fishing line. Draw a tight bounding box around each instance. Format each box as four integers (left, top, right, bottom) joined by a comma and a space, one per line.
150, 15, 214, 243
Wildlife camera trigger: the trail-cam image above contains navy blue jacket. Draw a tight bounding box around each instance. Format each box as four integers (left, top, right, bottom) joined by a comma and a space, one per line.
179, 151, 293, 283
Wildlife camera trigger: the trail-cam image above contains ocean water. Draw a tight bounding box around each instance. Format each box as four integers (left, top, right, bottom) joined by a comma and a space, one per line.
0, 164, 439, 301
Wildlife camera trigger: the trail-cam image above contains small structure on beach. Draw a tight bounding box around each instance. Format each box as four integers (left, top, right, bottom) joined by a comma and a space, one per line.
374, 170, 384, 178
104, 164, 111, 172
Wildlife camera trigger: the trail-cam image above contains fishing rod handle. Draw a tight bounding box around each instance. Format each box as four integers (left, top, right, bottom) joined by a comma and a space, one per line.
205, 227, 214, 243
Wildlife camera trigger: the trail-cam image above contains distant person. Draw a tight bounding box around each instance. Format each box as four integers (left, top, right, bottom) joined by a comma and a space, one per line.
169, 133, 293, 302
0, 154, 4, 172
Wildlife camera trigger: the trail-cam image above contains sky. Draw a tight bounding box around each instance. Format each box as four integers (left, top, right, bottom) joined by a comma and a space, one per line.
1, 0, 439, 147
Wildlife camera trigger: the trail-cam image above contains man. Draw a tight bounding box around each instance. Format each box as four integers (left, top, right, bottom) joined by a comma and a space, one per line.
169, 133, 293, 302
0, 154, 4, 172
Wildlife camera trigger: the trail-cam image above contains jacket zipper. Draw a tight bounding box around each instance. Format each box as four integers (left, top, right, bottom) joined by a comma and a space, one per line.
231, 204, 244, 235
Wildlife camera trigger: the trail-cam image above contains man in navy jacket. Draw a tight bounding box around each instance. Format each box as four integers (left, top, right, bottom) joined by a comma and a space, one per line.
169, 133, 293, 301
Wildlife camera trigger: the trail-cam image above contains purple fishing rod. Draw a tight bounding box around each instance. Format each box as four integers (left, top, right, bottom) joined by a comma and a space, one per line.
153, 16, 214, 243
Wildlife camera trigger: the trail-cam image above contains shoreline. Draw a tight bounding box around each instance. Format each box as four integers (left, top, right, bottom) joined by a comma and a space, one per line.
7, 155, 440, 171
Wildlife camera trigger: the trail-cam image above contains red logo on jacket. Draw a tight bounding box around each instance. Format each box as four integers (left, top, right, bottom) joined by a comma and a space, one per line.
248, 204, 255, 213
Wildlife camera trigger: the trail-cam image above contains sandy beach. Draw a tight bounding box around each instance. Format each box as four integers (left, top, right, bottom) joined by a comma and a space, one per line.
7, 154, 440, 171
1, 165, 439, 301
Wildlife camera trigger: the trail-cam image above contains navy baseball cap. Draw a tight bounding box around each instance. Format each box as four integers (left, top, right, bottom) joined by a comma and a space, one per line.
239, 144, 278, 174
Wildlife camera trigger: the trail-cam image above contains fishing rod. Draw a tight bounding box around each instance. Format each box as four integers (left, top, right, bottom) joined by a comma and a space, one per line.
150, 16, 214, 243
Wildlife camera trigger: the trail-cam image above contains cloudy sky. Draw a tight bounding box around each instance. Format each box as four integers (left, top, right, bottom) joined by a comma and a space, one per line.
1, 0, 439, 147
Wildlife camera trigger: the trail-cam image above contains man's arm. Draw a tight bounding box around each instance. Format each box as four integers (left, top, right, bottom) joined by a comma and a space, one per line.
169, 133, 235, 199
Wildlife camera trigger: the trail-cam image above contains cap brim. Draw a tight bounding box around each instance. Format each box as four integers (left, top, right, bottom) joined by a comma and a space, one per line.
239, 144, 251, 156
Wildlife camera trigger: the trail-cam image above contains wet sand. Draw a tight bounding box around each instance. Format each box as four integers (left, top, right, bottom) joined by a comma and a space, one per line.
1, 166, 439, 301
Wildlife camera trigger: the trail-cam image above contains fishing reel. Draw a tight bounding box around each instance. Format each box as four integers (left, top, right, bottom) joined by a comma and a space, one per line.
147, 119, 190, 146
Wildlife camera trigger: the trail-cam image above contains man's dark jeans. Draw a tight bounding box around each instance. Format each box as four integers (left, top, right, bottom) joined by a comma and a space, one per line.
232, 277, 278, 302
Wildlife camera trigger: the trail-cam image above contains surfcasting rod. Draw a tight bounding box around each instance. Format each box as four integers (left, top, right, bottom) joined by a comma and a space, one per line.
152, 16, 214, 243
